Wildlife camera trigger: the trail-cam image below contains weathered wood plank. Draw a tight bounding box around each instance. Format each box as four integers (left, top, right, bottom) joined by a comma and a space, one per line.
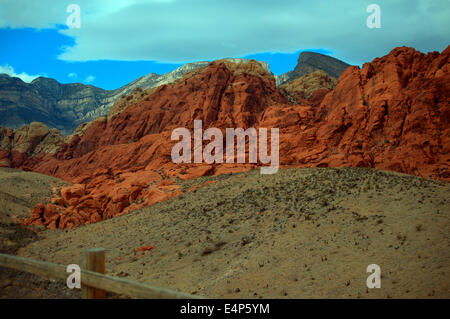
82, 248, 106, 299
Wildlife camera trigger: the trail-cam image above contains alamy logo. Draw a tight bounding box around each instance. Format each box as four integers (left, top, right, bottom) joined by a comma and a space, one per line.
171, 120, 279, 174
366, 4, 381, 29
66, 264, 81, 289
366, 264, 381, 288
66, 4, 81, 29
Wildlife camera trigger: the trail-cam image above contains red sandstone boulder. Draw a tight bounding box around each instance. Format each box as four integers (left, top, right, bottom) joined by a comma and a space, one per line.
60, 184, 85, 202
25, 203, 46, 225
43, 203, 59, 220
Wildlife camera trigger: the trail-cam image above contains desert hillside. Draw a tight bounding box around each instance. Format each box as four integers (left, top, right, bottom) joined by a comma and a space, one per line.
12, 167, 450, 299
0, 167, 74, 298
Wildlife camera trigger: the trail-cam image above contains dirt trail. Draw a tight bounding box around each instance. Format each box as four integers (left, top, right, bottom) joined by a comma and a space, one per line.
15, 167, 450, 298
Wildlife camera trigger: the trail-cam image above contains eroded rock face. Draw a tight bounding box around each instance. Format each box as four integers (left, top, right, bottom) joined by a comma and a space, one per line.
280, 70, 337, 102
0, 122, 64, 168
7, 46, 448, 229
308, 46, 450, 179
108, 87, 159, 119
13, 122, 50, 154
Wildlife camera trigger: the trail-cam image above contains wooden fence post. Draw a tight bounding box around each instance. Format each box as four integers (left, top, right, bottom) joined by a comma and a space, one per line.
82, 248, 106, 299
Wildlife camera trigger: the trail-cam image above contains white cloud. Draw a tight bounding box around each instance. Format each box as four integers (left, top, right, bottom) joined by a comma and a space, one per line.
68, 72, 78, 78
84, 75, 95, 83
0, 0, 449, 65
0, 64, 41, 82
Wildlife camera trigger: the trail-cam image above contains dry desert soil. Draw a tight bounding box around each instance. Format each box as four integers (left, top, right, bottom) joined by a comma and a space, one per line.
1, 166, 449, 298
0, 167, 76, 298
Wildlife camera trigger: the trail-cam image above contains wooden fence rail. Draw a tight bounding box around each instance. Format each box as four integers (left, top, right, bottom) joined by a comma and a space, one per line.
0, 250, 203, 299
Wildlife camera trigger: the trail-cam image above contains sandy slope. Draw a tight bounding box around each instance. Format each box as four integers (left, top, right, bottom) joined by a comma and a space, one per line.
0, 167, 76, 298
0, 167, 70, 253
14, 167, 450, 298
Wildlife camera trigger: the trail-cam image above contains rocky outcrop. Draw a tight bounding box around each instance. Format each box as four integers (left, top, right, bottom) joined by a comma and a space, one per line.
306, 46, 450, 179
108, 88, 152, 119
2, 46, 446, 229
17, 60, 287, 228
279, 70, 337, 103
0, 122, 64, 168
276, 51, 350, 86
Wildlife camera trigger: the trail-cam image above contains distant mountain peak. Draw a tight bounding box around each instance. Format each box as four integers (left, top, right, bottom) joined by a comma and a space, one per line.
294, 51, 351, 78
276, 51, 351, 86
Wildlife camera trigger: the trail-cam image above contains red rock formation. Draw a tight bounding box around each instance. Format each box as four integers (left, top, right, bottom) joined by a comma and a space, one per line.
309, 46, 450, 178
4, 46, 447, 229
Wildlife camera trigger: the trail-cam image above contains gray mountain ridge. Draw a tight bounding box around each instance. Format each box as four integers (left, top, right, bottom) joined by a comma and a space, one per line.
0, 61, 212, 134
0, 53, 349, 135
275, 51, 351, 86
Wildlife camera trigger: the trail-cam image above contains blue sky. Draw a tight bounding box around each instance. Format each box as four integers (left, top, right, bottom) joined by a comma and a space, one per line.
0, 27, 186, 89
0, 26, 327, 89
0, 0, 449, 90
